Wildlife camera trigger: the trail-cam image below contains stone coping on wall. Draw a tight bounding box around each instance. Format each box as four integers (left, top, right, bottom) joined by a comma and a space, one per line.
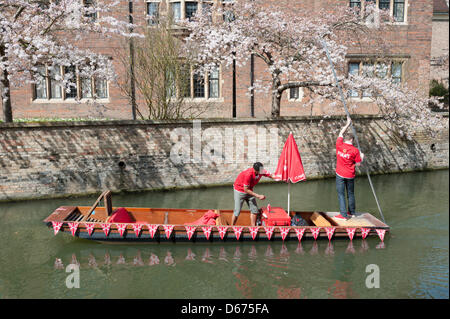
0, 114, 384, 129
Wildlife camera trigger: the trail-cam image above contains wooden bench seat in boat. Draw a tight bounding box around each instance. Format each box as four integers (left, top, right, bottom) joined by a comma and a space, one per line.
310, 212, 333, 227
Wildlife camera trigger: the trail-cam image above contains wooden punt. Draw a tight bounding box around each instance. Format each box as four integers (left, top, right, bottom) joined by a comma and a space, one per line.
43, 192, 390, 243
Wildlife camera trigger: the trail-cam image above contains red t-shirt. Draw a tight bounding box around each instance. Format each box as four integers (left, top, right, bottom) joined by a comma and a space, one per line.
233, 168, 269, 193
335, 137, 361, 178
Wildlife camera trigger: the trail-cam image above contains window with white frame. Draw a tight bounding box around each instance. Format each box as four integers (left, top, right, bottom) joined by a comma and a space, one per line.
33, 65, 108, 101
146, 1, 160, 25
288, 87, 304, 101
183, 65, 221, 100
167, 0, 214, 23
349, 0, 407, 23
83, 0, 98, 22
347, 60, 404, 98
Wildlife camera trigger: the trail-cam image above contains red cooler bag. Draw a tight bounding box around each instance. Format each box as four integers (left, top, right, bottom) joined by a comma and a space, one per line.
261, 207, 290, 226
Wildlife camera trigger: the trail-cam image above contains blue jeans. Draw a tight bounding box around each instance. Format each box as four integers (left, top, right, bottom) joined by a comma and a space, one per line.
336, 175, 355, 217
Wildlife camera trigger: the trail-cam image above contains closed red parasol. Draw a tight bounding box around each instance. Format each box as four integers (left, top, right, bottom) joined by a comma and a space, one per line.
273, 132, 306, 213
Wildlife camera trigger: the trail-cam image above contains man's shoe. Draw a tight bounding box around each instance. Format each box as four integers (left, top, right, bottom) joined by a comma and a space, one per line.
335, 214, 348, 220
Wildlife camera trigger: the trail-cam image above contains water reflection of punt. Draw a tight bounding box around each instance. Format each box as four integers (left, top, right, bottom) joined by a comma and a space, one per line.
44, 199, 390, 243
53, 240, 385, 269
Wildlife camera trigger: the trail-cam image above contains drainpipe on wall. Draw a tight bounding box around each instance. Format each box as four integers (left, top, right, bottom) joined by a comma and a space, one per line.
250, 53, 255, 117
129, 1, 137, 120
232, 52, 237, 118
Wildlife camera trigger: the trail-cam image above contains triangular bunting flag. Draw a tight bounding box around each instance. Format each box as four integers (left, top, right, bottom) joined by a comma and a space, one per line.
325, 227, 335, 241
202, 226, 212, 240
52, 221, 63, 235
360, 228, 371, 239
185, 226, 196, 240
294, 228, 306, 242
68, 222, 79, 237
101, 223, 111, 236
84, 222, 95, 236
376, 229, 386, 241
232, 226, 243, 240
346, 228, 356, 240
310, 227, 321, 240
163, 225, 174, 239
248, 226, 259, 240
217, 226, 228, 240
132, 224, 143, 237
115, 223, 127, 237
147, 224, 159, 238
264, 226, 275, 240
279, 227, 290, 241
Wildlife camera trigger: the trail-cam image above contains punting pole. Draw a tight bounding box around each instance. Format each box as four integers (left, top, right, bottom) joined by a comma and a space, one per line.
287, 182, 291, 214
321, 39, 386, 224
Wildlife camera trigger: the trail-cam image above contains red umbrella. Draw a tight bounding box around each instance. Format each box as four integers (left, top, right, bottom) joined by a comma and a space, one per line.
273, 132, 306, 213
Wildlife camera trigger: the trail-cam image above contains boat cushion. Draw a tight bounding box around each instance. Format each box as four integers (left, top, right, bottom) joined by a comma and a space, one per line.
108, 207, 136, 223
185, 210, 220, 225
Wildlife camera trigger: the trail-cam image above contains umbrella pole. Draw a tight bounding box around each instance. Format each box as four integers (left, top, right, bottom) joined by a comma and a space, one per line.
287, 182, 291, 214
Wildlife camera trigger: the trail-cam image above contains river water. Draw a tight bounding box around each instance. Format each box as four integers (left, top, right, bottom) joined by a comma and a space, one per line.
0, 170, 448, 299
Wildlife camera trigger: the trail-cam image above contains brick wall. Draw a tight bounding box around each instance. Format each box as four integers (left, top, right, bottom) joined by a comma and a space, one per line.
0, 116, 448, 201
4, 0, 436, 120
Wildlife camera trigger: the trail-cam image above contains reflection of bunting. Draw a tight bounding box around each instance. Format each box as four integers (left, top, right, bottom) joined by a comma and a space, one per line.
360, 228, 371, 239
115, 223, 127, 237
294, 228, 306, 242
310, 227, 321, 240
232, 226, 243, 240
68, 222, 79, 237
202, 226, 212, 240
279, 227, 290, 241
163, 225, 174, 239
376, 229, 386, 241
248, 226, 259, 240
264, 226, 275, 240
132, 224, 143, 237
325, 227, 335, 241
147, 224, 159, 238
101, 223, 111, 236
185, 226, 196, 240
84, 222, 95, 236
217, 226, 228, 240
52, 222, 63, 235
346, 228, 356, 240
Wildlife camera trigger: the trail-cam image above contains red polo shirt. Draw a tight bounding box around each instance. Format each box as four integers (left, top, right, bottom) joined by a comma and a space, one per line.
233, 168, 269, 193
336, 137, 361, 178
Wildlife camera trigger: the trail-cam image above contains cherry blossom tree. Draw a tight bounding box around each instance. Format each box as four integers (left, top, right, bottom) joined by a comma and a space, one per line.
0, 0, 135, 122
183, 0, 447, 138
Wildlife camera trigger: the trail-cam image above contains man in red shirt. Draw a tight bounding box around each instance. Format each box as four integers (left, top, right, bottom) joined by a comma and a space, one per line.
232, 162, 275, 226
336, 117, 364, 219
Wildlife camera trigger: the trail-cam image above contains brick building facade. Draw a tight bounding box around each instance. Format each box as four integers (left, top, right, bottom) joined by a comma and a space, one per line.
5, 0, 435, 120
430, 0, 449, 86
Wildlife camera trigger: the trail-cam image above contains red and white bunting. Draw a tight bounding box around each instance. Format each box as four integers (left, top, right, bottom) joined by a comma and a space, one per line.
115, 223, 127, 237
232, 226, 243, 240
52, 221, 63, 235
132, 224, 143, 237
310, 227, 321, 240
163, 225, 174, 239
360, 228, 371, 239
325, 227, 335, 241
202, 226, 212, 240
264, 226, 275, 240
279, 227, 290, 241
147, 224, 159, 238
217, 226, 228, 240
248, 226, 259, 240
101, 223, 111, 236
346, 228, 356, 240
185, 226, 196, 240
294, 228, 306, 242
376, 229, 386, 241
68, 222, 79, 237
83, 222, 95, 236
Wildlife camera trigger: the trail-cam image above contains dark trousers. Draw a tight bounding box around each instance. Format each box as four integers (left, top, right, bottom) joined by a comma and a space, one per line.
336, 174, 355, 217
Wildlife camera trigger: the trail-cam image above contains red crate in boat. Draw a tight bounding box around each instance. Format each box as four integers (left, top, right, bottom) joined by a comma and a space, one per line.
261, 207, 291, 226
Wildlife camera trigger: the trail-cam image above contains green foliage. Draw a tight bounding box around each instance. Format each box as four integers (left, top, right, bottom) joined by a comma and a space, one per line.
429, 79, 449, 106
